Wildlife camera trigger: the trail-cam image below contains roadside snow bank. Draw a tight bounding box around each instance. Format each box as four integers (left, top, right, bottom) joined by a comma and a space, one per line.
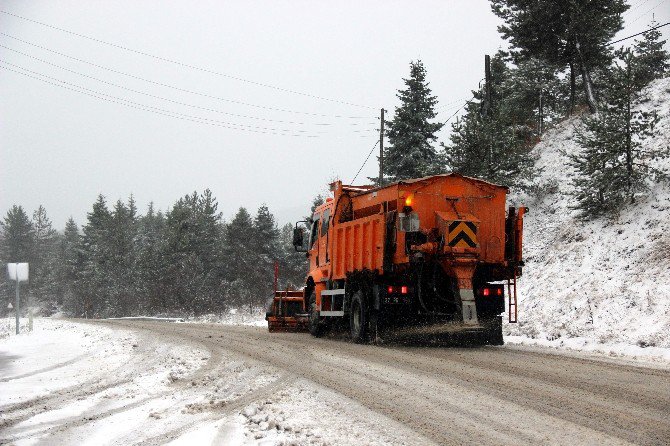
506, 335, 670, 364
0, 318, 210, 445
508, 77, 670, 352
0, 318, 137, 402
184, 308, 266, 327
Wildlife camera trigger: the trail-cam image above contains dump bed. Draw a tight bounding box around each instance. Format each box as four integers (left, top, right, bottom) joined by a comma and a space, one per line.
331, 214, 386, 279
329, 174, 510, 279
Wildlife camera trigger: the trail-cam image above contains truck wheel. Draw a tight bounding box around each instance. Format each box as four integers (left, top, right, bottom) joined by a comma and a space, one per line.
308, 292, 324, 337
350, 291, 369, 343
483, 316, 504, 345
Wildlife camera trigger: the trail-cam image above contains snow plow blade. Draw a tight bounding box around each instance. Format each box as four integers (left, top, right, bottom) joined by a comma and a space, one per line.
266, 290, 309, 333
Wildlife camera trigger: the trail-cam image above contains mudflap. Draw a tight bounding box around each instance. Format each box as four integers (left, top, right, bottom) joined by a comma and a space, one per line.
459, 289, 479, 325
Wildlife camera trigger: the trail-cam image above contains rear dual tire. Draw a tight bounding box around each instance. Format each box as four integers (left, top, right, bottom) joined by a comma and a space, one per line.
482, 316, 504, 345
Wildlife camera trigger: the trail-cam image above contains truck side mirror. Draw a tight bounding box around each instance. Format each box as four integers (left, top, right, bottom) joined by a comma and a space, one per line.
293, 221, 308, 252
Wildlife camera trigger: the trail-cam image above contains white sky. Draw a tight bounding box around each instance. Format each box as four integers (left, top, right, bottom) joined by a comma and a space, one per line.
1, 0, 668, 228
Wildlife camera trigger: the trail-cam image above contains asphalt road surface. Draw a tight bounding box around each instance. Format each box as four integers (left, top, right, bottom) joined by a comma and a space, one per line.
90, 320, 670, 446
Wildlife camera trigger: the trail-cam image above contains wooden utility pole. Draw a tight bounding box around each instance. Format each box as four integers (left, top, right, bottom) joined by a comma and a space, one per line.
379, 108, 385, 186
539, 88, 543, 134
481, 55, 492, 117
485, 54, 492, 108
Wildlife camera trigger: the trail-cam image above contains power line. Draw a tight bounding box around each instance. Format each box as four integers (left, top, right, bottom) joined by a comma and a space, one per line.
0, 64, 313, 137
625, 0, 653, 15
0, 58, 317, 133
2, 59, 364, 134
0, 33, 374, 120
442, 96, 474, 125
607, 21, 670, 45
437, 101, 470, 114
351, 140, 379, 184
628, 0, 668, 25
0, 9, 376, 109
435, 98, 469, 110
0, 61, 330, 137
442, 19, 669, 129
0, 44, 377, 128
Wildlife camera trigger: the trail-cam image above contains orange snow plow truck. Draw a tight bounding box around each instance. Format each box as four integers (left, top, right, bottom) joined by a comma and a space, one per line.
284, 174, 526, 344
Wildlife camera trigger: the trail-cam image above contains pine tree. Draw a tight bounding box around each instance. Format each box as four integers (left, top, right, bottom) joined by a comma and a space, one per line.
221, 207, 255, 307
278, 222, 307, 289
0, 205, 34, 263
501, 57, 566, 133
490, 0, 629, 113
135, 203, 166, 314
192, 190, 224, 314
446, 106, 534, 188
31, 206, 60, 312
303, 194, 326, 222
0, 206, 34, 314
162, 195, 194, 313
570, 49, 665, 219
79, 195, 112, 317
310, 195, 324, 215
60, 218, 83, 316
249, 204, 280, 305
632, 19, 669, 89
194, 190, 222, 274
443, 53, 536, 188
383, 60, 444, 182
161, 191, 225, 315
106, 199, 138, 316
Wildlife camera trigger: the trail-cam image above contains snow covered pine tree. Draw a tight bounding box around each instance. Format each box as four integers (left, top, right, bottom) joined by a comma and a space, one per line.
382, 60, 443, 183
570, 49, 665, 219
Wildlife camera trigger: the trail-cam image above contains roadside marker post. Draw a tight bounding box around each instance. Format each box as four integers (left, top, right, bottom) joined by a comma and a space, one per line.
7, 301, 12, 332
7, 263, 29, 335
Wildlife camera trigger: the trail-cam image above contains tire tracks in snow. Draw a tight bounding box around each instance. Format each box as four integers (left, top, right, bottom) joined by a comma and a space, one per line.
118, 321, 670, 446
0, 353, 89, 383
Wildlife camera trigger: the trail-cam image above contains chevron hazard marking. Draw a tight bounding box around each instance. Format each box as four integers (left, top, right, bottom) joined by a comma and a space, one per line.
448, 221, 478, 248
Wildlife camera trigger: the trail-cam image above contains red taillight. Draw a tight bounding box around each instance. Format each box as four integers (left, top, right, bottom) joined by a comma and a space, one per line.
483, 288, 490, 296
497, 288, 503, 296
401, 286, 408, 294
387, 286, 394, 294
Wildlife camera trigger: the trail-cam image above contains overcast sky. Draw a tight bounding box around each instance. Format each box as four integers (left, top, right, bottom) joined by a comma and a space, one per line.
1, 1, 669, 228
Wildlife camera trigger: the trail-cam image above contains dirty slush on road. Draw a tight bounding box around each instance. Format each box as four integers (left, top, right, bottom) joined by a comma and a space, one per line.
4, 319, 667, 445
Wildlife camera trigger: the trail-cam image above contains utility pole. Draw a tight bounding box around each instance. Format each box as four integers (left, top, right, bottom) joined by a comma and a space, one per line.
379, 108, 385, 186
539, 88, 543, 134
7, 263, 28, 335
481, 55, 492, 118
15, 279, 19, 334
485, 54, 492, 109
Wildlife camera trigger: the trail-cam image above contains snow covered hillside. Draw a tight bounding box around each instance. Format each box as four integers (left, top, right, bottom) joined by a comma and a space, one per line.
507, 77, 670, 351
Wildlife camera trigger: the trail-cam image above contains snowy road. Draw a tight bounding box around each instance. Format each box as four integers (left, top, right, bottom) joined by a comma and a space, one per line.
2, 319, 669, 445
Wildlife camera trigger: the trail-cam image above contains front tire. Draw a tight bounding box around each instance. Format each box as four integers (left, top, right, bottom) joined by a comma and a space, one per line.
308, 292, 324, 337
349, 291, 369, 343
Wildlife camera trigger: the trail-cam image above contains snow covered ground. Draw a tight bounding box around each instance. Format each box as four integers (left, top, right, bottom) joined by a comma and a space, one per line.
0, 318, 428, 445
507, 77, 670, 353
184, 308, 267, 328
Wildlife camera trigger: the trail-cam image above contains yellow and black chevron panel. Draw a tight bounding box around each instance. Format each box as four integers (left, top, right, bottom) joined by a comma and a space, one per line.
448, 221, 478, 248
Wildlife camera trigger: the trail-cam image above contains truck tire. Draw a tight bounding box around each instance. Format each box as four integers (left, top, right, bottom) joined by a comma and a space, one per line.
308, 292, 324, 337
350, 291, 369, 343
483, 316, 504, 345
